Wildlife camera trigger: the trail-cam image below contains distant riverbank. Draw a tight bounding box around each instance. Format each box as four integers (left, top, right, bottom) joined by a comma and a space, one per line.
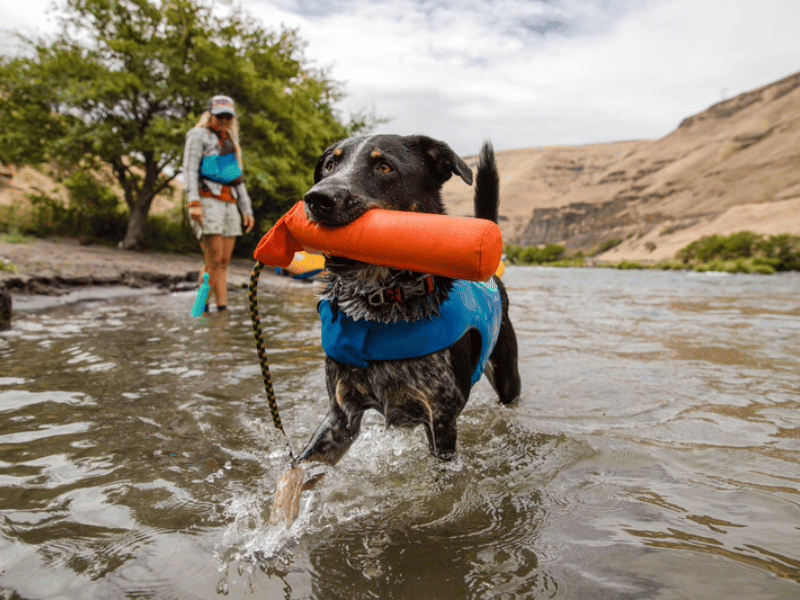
0, 237, 263, 293
0, 236, 302, 327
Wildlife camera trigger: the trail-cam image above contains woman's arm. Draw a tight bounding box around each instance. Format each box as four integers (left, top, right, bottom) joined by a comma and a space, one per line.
184, 128, 204, 205
234, 182, 254, 233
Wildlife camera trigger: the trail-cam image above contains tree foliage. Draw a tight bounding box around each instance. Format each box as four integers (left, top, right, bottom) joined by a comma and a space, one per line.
0, 0, 359, 249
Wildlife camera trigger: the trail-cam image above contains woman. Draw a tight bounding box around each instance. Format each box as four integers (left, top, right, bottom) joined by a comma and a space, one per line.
184, 95, 255, 312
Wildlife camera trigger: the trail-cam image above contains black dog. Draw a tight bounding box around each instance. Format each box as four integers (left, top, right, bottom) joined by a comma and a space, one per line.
269, 135, 520, 524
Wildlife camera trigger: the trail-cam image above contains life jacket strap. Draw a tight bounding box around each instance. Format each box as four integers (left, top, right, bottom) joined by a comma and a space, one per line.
366, 275, 435, 306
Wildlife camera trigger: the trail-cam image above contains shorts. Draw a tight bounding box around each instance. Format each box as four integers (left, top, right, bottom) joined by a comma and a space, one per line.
191, 197, 242, 239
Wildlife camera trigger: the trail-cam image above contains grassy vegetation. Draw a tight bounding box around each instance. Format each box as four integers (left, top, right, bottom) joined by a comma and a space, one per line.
0, 225, 31, 244
505, 236, 634, 267
0, 172, 199, 254
596, 237, 623, 253
505, 243, 571, 265
0, 258, 17, 273
505, 231, 800, 274
675, 231, 800, 273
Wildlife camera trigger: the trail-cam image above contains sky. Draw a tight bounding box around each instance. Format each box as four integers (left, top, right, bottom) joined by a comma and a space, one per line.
3, 0, 799, 155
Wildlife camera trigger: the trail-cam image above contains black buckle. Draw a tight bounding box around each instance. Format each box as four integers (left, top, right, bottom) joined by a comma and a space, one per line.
367, 287, 402, 306
366, 276, 433, 306
367, 289, 384, 306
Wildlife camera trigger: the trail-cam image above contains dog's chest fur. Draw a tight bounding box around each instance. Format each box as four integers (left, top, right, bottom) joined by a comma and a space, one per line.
319, 264, 453, 324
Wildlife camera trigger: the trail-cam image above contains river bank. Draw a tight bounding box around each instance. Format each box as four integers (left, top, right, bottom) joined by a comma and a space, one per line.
0, 236, 271, 288
0, 236, 284, 323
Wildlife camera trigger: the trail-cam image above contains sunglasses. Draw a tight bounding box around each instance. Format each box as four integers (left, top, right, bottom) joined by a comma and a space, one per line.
215, 114, 234, 121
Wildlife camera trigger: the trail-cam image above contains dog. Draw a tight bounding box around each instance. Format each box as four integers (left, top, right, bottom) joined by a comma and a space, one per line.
269, 134, 521, 526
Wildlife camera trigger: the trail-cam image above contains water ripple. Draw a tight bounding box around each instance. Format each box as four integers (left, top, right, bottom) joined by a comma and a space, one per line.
2, 272, 799, 598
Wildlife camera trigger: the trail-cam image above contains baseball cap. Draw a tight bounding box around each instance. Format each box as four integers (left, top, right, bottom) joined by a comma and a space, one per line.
208, 95, 237, 117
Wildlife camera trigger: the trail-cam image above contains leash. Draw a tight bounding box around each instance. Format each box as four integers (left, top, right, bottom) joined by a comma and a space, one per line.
248, 261, 293, 455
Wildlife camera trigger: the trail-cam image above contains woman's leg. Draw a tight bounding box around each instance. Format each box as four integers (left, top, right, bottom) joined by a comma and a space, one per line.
207, 234, 236, 309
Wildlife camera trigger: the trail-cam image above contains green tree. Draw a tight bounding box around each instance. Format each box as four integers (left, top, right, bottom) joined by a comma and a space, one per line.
0, 0, 358, 249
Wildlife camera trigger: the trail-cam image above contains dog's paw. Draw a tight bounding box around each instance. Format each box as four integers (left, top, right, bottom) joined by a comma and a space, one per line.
268, 466, 305, 528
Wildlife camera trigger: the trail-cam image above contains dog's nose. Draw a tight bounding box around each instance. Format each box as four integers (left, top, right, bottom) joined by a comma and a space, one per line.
304, 190, 338, 213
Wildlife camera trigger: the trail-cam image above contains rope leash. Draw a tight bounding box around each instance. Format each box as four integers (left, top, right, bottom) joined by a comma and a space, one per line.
248, 261, 290, 449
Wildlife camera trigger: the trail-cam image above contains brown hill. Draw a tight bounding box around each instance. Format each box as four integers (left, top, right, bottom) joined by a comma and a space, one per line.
443, 70, 800, 261
0, 164, 180, 218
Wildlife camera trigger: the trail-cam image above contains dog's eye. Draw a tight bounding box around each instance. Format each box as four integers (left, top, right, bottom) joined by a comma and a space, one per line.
325, 161, 334, 172
377, 163, 393, 174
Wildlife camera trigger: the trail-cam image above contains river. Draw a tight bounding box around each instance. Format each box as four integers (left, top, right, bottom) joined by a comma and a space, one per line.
1, 266, 799, 599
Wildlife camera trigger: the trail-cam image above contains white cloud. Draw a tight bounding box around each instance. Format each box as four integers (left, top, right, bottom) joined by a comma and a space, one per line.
2, 0, 799, 154
309, 0, 799, 153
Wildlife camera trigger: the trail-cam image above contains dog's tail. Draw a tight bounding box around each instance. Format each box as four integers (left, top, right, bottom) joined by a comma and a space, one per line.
474, 140, 499, 224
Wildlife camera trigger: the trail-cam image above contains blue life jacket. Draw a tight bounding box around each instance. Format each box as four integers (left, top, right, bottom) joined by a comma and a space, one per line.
318, 279, 502, 385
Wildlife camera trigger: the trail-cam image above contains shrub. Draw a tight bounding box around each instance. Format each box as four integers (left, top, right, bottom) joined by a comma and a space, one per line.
653, 259, 689, 270
677, 234, 726, 263
0, 223, 30, 244
542, 243, 567, 263
546, 257, 586, 268
0, 258, 16, 273
723, 231, 762, 259
504, 245, 523, 264
764, 234, 800, 271
677, 231, 800, 272
26, 192, 72, 236
519, 246, 541, 264
509, 243, 567, 265
63, 172, 126, 239
19, 171, 130, 242
141, 214, 197, 254
616, 260, 646, 269
728, 258, 751, 273
751, 263, 776, 275
596, 237, 622, 255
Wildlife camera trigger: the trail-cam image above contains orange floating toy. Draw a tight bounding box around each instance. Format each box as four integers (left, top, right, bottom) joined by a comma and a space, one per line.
254, 202, 503, 282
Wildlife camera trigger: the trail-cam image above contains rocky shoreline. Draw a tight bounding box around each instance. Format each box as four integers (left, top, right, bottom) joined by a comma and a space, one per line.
2, 270, 197, 296
0, 237, 270, 329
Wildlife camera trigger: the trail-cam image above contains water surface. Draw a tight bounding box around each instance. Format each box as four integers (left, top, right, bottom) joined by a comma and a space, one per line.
1, 268, 799, 599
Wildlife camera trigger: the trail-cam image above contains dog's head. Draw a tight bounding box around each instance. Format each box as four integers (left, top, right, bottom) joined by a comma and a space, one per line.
304, 134, 473, 227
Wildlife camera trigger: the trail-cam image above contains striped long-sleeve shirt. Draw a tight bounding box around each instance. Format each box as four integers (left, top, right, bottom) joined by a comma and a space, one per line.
182, 127, 253, 216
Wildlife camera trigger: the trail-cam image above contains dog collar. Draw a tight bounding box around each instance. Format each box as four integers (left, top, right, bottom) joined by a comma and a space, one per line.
366, 275, 435, 306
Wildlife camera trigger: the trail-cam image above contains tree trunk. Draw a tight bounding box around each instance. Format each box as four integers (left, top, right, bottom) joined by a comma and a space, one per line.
121, 197, 152, 250
119, 155, 163, 250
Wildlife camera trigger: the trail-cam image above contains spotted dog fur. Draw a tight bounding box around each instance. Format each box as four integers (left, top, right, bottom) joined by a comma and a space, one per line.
291, 134, 521, 466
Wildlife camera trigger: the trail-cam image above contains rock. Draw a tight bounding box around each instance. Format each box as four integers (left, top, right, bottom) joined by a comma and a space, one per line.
0, 281, 11, 330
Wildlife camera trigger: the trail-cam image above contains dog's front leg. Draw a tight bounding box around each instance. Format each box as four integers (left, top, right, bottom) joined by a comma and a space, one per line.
424, 401, 461, 461
294, 401, 364, 466
268, 402, 363, 527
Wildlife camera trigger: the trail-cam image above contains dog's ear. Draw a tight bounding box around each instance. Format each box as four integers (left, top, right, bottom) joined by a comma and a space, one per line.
409, 135, 474, 186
